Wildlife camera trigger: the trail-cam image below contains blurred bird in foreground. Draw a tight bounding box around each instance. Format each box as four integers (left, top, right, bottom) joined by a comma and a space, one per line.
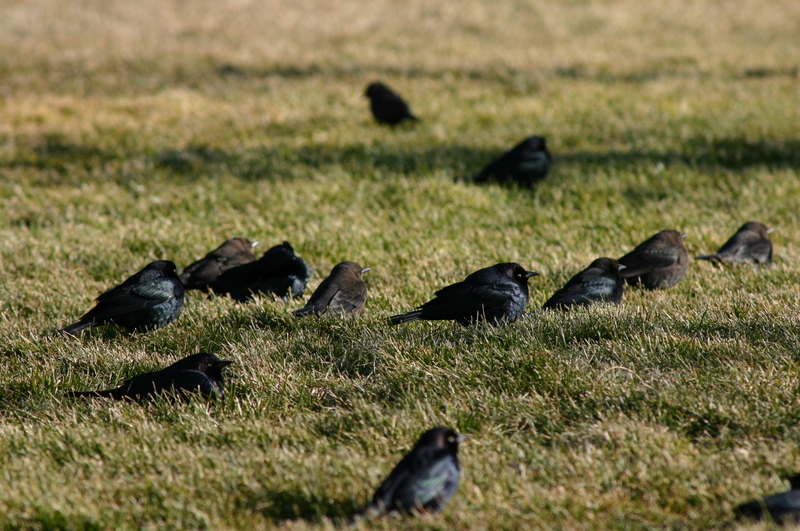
618, 229, 689, 290
697, 221, 774, 266
67, 352, 233, 400
365, 81, 419, 125
468, 136, 551, 188
210, 241, 312, 302
358, 426, 466, 519
293, 261, 369, 317
179, 237, 259, 291
61, 260, 184, 334
389, 263, 539, 326
735, 473, 800, 524
542, 258, 624, 310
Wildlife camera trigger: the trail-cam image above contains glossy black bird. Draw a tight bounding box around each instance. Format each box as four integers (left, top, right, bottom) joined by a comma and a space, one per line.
542, 258, 624, 310
68, 352, 233, 400
209, 241, 312, 302
697, 221, 774, 266
179, 237, 259, 291
62, 260, 184, 334
365, 81, 419, 125
469, 136, 552, 188
360, 426, 466, 518
618, 229, 689, 290
389, 263, 539, 326
293, 261, 369, 317
735, 473, 800, 524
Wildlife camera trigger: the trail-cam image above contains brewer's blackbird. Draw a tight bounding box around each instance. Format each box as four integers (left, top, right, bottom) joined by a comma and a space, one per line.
293, 261, 369, 317
697, 221, 774, 266
179, 237, 258, 291
210, 241, 312, 302
62, 260, 184, 334
68, 352, 234, 400
360, 426, 466, 518
365, 82, 418, 125
735, 473, 800, 524
389, 263, 539, 326
618, 229, 689, 289
542, 257, 624, 310
469, 136, 551, 187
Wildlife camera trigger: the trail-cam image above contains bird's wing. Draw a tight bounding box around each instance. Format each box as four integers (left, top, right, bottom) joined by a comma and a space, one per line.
392, 453, 458, 513
89, 282, 174, 320
619, 249, 679, 277
328, 284, 367, 314
420, 280, 512, 319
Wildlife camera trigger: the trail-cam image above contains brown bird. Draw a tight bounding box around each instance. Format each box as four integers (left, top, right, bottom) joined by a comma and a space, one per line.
542, 258, 624, 310
293, 261, 370, 317
618, 229, 689, 290
697, 221, 774, 266
179, 237, 259, 291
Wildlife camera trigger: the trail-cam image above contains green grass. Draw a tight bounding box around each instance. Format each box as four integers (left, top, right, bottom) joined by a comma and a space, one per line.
1, 0, 800, 528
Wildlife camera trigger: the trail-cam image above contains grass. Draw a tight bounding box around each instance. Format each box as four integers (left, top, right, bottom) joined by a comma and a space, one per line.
1, 0, 800, 528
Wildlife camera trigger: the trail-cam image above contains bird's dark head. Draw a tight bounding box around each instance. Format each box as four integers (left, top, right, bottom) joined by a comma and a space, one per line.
524, 135, 547, 151
740, 221, 772, 238
334, 261, 370, 278
149, 260, 179, 276
365, 82, 390, 99
415, 426, 468, 455
589, 257, 623, 274
173, 352, 234, 376
784, 473, 800, 490
495, 262, 540, 284
230, 237, 258, 252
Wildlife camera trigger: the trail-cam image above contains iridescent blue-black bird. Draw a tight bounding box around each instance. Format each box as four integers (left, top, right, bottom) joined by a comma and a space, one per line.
389, 263, 539, 326
697, 221, 774, 266
365, 82, 419, 125
62, 260, 184, 334
469, 136, 551, 188
735, 473, 800, 524
542, 257, 624, 310
179, 237, 259, 291
359, 426, 466, 518
68, 352, 233, 400
293, 261, 369, 317
210, 241, 311, 302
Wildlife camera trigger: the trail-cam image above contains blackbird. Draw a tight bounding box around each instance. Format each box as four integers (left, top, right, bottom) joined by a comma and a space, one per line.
618, 229, 689, 289
179, 237, 258, 291
389, 263, 539, 326
542, 257, 624, 310
469, 136, 551, 188
62, 260, 184, 334
735, 473, 800, 524
365, 82, 419, 125
68, 352, 233, 400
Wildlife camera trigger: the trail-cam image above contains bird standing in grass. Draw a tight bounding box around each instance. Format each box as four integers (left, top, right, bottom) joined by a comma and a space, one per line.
210, 241, 312, 302
469, 136, 551, 188
735, 473, 800, 524
697, 221, 774, 266
365, 82, 419, 125
61, 260, 184, 334
359, 426, 466, 518
617, 229, 689, 289
389, 262, 539, 326
542, 258, 624, 310
179, 237, 259, 291
293, 261, 369, 317
68, 352, 234, 400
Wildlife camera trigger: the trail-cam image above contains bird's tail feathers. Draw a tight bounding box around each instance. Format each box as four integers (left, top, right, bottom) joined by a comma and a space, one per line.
292, 306, 316, 318
388, 310, 423, 326
61, 321, 92, 336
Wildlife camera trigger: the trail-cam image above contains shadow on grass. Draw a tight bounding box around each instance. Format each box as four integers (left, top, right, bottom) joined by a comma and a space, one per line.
7, 134, 800, 187
238, 485, 359, 525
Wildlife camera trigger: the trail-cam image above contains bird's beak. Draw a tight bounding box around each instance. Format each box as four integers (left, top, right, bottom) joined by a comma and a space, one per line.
767, 228, 776, 234
456, 434, 471, 443
251, 241, 260, 248
681, 233, 688, 239
618, 264, 627, 271
524, 271, 540, 279
362, 268, 371, 274
218, 360, 235, 368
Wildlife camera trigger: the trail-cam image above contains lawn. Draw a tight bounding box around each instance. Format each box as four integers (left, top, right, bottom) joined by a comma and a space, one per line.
1, 0, 799, 528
